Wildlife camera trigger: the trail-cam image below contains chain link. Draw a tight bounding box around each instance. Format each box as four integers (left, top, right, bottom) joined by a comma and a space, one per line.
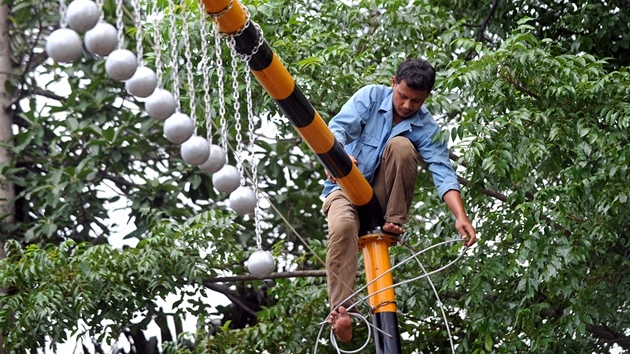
181, 0, 197, 131
209, 4, 263, 243
214, 24, 227, 151
198, 0, 213, 140
217, 6, 264, 62
115, 0, 125, 48
167, 0, 181, 110
245, 71, 255, 165
132, 0, 143, 64
244, 68, 262, 249
220, 4, 250, 39
212, 4, 264, 61
59, 0, 68, 28
151, 4, 163, 86
207, 0, 234, 19
230, 44, 244, 184
234, 22, 265, 62
95, 0, 105, 21
249, 23, 265, 57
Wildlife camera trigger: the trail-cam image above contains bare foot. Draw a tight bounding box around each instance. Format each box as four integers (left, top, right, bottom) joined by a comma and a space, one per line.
383, 222, 405, 234
328, 306, 352, 343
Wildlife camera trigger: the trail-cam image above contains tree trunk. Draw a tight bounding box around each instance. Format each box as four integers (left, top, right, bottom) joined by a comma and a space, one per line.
0, 3, 15, 354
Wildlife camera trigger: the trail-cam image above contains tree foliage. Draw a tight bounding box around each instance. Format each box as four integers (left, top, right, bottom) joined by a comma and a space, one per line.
0, 0, 628, 353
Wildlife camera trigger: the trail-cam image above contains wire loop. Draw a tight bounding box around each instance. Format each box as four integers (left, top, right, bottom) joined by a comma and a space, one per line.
314, 238, 469, 354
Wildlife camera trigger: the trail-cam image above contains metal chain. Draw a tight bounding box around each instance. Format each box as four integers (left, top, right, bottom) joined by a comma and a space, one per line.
115, 0, 125, 48
220, 4, 251, 39
230, 44, 243, 184
244, 68, 262, 249
207, 0, 233, 19
212, 4, 263, 61
214, 24, 227, 151
198, 0, 213, 140
215, 5, 264, 244
167, 0, 181, 110
132, 0, 144, 64
245, 70, 255, 171
95, 0, 104, 20
151, 4, 163, 86
234, 21, 265, 62
181, 0, 197, 131
249, 23, 265, 58
59, 0, 67, 28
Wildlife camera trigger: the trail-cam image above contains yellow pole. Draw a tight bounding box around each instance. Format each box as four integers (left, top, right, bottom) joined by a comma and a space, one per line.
359, 232, 401, 353
201, 0, 377, 224
360, 234, 398, 312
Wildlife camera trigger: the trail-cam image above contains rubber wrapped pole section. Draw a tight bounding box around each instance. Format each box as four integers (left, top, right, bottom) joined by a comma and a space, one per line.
202, 0, 382, 235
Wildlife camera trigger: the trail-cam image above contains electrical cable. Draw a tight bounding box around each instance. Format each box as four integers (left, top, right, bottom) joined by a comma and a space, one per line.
313, 238, 468, 353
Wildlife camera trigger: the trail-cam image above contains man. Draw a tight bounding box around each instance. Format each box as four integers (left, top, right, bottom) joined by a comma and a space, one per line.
323, 59, 477, 342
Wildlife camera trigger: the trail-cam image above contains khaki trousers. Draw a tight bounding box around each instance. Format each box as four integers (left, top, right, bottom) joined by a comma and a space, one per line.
322, 136, 419, 310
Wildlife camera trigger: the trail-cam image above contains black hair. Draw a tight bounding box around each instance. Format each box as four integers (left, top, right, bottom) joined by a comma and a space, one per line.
394, 59, 436, 92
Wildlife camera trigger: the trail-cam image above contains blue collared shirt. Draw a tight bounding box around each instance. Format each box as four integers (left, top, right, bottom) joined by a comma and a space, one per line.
322, 84, 460, 200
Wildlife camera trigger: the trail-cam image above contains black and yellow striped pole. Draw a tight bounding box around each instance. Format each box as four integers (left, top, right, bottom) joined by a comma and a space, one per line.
202, 1, 401, 352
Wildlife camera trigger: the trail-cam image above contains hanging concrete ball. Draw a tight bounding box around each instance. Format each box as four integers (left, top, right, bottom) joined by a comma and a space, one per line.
46, 28, 83, 63
199, 144, 226, 173
105, 49, 137, 81
125, 66, 157, 98
163, 113, 194, 144
145, 89, 177, 121
229, 186, 257, 215
181, 136, 211, 166
247, 250, 275, 278
84, 22, 117, 57
212, 164, 240, 194
67, 0, 101, 33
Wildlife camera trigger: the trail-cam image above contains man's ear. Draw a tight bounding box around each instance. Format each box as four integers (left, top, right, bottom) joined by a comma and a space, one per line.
391, 76, 396, 87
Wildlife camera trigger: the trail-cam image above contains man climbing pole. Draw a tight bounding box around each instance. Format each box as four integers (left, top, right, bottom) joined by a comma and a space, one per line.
323, 58, 477, 342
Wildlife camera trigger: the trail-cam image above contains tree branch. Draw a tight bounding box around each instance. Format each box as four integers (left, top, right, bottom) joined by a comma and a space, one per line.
450, 151, 573, 237
542, 307, 630, 350
466, 0, 500, 60
101, 172, 142, 190
585, 324, 630, 350
203, 270, 327, 284
21, 16, 46, 75
449, 151, 467, 168
450, 151, 508, 202
476, 0, 499, 43
29, 87, 65, 102
457, 175, 508, 202
499, 68, 541, 100
25, 51, 48, 74
203, 283, 258, 317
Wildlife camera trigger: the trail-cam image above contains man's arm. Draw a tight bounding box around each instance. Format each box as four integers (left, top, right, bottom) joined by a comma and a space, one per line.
328, 85, 379, 146
443, 190, 477, 247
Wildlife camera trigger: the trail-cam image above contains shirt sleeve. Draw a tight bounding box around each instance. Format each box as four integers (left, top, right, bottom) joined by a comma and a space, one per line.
417, 121, 461, 200
327, 86, 375, 146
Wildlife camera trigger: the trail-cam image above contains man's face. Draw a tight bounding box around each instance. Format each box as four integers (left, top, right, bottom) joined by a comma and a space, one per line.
391, 78, 430, 119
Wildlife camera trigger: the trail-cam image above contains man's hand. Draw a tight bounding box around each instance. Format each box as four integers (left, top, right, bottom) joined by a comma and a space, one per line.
455, 217, 477, 247
442, 190, 477, 247
325, 155, 358, 184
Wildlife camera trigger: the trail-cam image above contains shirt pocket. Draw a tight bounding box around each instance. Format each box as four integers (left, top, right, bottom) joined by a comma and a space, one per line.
352, 133, 381, 173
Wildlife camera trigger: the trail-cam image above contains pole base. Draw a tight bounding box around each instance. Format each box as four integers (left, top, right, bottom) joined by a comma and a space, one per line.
372, 311, 402, 354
